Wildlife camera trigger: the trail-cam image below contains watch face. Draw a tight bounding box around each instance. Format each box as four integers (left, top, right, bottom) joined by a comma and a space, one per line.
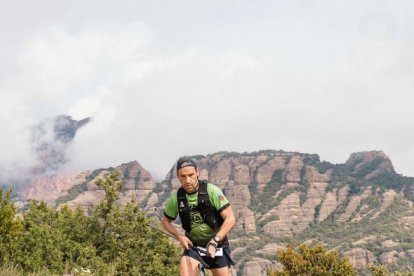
214, 236, 221, 242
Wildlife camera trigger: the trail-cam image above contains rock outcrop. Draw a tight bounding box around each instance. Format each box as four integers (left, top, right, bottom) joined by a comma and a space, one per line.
343, 248, 375, 268
239, 258, 280, 276
345, 151, 395, 179
20, 171, 89, 203
22, 160, 157, 209
379, 251, 399, 264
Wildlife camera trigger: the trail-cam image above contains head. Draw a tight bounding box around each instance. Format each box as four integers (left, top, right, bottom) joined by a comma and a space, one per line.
176, 157, 200, 193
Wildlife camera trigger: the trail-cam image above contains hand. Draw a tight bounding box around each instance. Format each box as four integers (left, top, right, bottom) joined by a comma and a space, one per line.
206, 239, 217, 258
177, 235, 193, 250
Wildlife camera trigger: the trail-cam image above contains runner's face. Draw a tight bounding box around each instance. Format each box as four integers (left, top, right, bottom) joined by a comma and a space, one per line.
177, 166, 200, 193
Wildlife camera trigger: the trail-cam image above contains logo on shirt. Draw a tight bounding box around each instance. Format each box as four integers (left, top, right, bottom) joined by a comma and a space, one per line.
219, 195, 225, 201
189, 204, 203, 225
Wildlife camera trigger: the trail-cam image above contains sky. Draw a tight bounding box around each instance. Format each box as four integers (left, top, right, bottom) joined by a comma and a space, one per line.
1, 0, 413, 181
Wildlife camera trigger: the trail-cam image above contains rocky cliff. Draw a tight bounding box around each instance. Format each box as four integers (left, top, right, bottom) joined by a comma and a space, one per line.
17, 150, 414, 275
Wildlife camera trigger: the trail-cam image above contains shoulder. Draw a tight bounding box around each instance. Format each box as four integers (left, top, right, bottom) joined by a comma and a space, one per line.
206, 183, 225, 196
206, 182, 221, 190
205, 182, 230, 209
165, 191, 178, 204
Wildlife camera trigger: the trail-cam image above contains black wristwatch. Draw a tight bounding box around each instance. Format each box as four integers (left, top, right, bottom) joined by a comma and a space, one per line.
213, 235, 221, 243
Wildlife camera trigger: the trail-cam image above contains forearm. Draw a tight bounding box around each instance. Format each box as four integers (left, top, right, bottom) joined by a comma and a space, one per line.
161, 216, 182, 239
161, 216, 194, 250
217, 217, 235, 239
216, 210, 235, 239
206, 210, 235, 257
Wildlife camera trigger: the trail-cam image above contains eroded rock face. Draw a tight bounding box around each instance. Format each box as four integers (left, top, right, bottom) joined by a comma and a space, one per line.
263, 193, 304, 236
304, 166, 331, 183
210, 159, 233, 188
21, 172, 89, 203
241, 258, 280, 276
339, 186, 373, 222
255, 243, 285, 256
343, 248, 375, 268
283, 156, 304, 183
120, 161, 155, 190
379, 251, 399, 264
255, 156, 287, 191
261, 181, 331, 236
382, 240, 400, 248
353, 236, 377, 246
21, 161, 158, 209
345, 151, 395, 179
371, 190, 397, 219
318, 190, 337, 222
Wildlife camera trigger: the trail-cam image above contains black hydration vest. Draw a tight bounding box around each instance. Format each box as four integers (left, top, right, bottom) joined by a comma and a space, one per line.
177, 180, 224, 233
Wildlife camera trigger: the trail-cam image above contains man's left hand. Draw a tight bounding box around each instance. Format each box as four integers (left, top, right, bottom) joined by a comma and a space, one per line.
206, 239, 217, 258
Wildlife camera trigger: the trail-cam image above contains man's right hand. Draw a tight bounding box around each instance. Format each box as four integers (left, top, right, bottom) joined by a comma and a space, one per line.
177, 235, 193, 250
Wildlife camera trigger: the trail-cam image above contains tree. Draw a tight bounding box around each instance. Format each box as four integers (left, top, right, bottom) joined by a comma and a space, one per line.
1, 171, 181, 275
268, 244, 356, 276
92, 171, 180, 275
0, 188, 22, 264
370, 265, 414, 276
13, 201, 65, 273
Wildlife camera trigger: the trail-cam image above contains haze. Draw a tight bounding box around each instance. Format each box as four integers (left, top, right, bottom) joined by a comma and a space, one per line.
1, 0, 413, 181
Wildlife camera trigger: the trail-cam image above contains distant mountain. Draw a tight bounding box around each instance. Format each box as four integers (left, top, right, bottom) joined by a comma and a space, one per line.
15, 150, 414, 275
30, 114, 90, 174
0, 115, 91, 201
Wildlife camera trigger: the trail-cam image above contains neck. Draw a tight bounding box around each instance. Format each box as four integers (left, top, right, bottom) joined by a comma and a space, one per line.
187, 181, 199, 194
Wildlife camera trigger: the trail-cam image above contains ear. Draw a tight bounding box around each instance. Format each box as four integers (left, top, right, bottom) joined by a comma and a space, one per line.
196, 168, 200, 178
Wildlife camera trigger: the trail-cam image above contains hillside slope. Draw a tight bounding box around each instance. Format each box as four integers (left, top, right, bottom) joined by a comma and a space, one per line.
17, 150, 414, 275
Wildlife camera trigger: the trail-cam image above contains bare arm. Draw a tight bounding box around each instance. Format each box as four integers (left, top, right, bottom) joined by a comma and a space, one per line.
206, 205, 235, 257
216, 205, 235, 240
161, 216, 193, 250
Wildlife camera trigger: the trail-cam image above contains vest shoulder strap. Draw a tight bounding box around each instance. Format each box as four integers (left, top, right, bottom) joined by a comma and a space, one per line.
197, 181, 224, 230
177, 187, 191, 232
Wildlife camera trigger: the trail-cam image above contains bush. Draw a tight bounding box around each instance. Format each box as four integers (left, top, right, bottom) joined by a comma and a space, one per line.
268, 244, 356, 276
0, 172, 181, 275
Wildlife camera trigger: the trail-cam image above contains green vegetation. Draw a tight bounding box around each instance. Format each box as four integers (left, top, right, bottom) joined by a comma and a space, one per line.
372, 173, 414, 200
0, 189, 23, 264
297, 197, 411, 248
250, 169, 286, 214
54, 168, 108, 206
352, 157, 385, 178
0, 172, 180, 275
55, 182, 88, 206
267, 243, 356, 276
370, 264, 414, 276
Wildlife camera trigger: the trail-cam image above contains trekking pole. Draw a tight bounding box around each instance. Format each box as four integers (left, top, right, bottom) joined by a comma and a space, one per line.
146, 222, 177, 240
146, 223, 208, 259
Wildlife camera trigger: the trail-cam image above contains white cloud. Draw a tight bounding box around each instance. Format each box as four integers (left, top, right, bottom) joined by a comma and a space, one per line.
1, 1, 414, 181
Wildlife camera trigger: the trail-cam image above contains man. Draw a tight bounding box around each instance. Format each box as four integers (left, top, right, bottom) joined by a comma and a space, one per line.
161, 157, 235, 276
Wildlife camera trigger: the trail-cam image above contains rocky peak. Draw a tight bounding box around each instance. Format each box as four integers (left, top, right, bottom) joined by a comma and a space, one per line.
345, 150, 395, 179
30, 114, 91, 175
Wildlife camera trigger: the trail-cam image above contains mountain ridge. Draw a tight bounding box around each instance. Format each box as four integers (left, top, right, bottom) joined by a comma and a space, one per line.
9, 149, 414, 275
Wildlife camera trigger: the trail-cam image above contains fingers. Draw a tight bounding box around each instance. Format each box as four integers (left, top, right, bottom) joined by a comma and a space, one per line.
206, 240, 217, 258
179, 235, 193, 250
184, 240, 193, 250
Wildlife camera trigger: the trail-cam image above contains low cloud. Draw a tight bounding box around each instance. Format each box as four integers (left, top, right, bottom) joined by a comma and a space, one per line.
1, 3, 414, 183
